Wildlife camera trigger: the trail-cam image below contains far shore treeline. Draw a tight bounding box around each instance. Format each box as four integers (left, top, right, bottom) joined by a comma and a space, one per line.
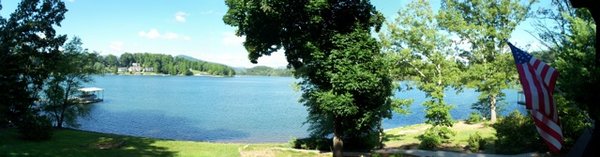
236, 66, 293, 77
93, 53, 236, 76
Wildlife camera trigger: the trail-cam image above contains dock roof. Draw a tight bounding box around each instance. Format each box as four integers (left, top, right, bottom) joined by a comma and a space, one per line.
78, 87, 103, 92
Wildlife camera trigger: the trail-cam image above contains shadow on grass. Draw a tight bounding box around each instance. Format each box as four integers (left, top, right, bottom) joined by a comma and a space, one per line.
0, 129, 177, 157
383, 133, 406, 142
382, 134, 421, 150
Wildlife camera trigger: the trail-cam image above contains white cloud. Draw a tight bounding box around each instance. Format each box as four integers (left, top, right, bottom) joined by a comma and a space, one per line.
222, 32, 245, 46
138, 29, 161, 39
211, 31, 288, 68
138, 29, 191, 41
254, 50, 288, 68
193, 50, 288, 68
109, 41, 124, 52
175, 11, 188, 23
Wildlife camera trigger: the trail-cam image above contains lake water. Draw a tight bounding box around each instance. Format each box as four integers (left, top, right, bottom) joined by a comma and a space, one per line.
78, 75, 525, 142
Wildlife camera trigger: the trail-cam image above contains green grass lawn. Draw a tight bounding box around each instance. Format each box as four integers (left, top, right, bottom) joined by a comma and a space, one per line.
383, 121, 496, 152
1, 121, 495, 156
0, 129, 330, 157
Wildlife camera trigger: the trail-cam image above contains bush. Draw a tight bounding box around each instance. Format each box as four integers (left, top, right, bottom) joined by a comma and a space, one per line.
466, 112, 483, 124
290, 131, 382, 152
418, 126, 455, 150
493, 110, 545, 154
343, 131, 383, 151
418, 130, 442, 150
554, 95, 592, 150
467, 132, 486, 152
184, 69, 193, 76
289, 137, 332, 151
17, 115, 53, 141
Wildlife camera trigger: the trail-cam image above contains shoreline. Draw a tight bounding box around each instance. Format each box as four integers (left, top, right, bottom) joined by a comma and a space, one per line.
99, 73, 296, 78
100, 72, 233, 77
69, 121, 476, 144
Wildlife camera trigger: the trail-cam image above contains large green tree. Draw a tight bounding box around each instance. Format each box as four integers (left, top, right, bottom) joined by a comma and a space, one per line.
533, 0, 598, 153
380, 0, 461, 148
103, 54, 119, 73
437, 0, 533, 122
42, 37, 99, 128
382, 0, 460, 128
223, 0, 398, 155
0, 0, 67, 128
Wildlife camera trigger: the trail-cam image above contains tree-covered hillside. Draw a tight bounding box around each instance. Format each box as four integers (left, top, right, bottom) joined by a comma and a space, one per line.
96, 53, 235, 76
236, 66, 293, 77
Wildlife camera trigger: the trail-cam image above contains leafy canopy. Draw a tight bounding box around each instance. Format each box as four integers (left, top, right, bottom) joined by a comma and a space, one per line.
0, 0, 68, 128
437, 0, 534, 122
381, 0, 459, 127
224, 0, 398, 151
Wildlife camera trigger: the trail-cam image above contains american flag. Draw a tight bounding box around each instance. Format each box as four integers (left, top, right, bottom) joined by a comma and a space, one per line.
508, 42, 562, 153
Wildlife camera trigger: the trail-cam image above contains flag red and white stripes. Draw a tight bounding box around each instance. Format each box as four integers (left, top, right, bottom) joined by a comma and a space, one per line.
508, 42, 562, 153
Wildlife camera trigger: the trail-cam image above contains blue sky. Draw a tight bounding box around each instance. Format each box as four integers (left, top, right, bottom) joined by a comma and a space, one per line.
1, 0, 548, 68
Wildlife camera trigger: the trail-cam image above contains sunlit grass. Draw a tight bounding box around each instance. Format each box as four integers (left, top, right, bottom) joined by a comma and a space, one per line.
383, 121, 496, 150
0, 129, 328, 157
0, 121, 496, 156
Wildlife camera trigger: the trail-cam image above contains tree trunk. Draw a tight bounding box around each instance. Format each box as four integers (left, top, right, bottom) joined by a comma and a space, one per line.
57, 114, 63, 128
333, 118, 343, 157
57, 83, 71, 129
490, 95, 497, 123
53, 112, 61, 128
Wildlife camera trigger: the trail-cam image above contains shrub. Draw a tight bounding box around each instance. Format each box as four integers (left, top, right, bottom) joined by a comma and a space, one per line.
554, 95, 592, 150
418, 126, 455, 150
184, 69, 193, 76
467, 132, 485, 152
290, 131, 382, 152
289, 137, 331, 151
343, 131, 383, 151
288, 137, 299, 148
17, 115, 53, 141
493, 110, 545, 154
466, 112, 483, 124
418, 130, 442, 150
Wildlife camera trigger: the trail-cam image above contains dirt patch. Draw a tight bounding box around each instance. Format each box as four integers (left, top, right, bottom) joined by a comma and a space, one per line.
239, 146, 331, 157
240, 149, 277, 157
397, 126, 429, 134
92, 137, 125, 150
452, 121, 486, 130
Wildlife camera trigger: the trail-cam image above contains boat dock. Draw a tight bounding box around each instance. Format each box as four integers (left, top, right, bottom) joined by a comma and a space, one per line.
77, 87, 104, 104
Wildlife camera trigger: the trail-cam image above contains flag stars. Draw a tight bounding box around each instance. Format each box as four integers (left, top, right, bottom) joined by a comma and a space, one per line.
509, 44, 532, 64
